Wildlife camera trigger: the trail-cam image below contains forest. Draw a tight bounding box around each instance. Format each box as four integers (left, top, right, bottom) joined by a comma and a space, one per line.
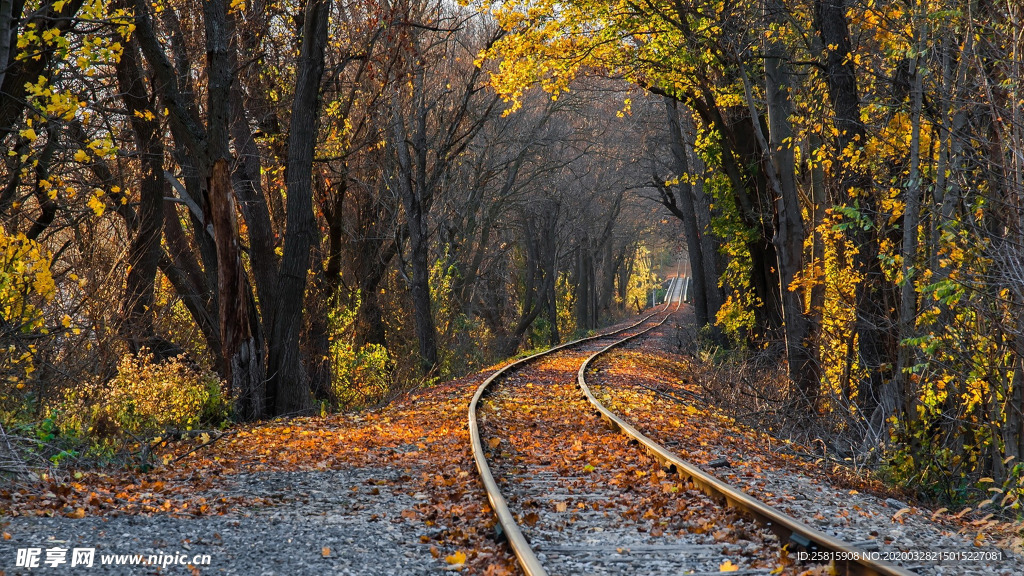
2, 0, 1024, 523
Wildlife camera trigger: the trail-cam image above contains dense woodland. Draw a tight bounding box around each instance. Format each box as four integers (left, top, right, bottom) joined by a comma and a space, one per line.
1, 0, 1023, 507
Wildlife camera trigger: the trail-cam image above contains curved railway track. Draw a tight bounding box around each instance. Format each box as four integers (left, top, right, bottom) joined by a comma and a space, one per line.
469, 292, 918, 576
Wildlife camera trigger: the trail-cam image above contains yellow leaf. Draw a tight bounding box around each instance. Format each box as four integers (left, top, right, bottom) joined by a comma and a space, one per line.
87, 195, 105, 216
74, 149, 89, 162
719, 560, 739, 572
445, 551, 467, 565
67, 508, 86, 519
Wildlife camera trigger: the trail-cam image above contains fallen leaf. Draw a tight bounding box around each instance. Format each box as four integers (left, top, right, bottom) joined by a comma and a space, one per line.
430, 545, 440, 558
445, 551, 467, 565
321, 546, 330, 557
720, 559, 740, 572
487, 438, 501, 449
67, 508, 86, 519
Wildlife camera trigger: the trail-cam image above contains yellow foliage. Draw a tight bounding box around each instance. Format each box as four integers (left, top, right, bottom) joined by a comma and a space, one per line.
58, 351, 225, 437
621, 243, 657, 311
0, 231, 55, 401
816, 210, 864, 407
87, 191, 105, 216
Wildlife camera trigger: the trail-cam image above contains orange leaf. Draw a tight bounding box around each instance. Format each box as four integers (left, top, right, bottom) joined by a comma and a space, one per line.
322, 546, 330, 557
445, 551, 467, 565
719, 560, 740, 572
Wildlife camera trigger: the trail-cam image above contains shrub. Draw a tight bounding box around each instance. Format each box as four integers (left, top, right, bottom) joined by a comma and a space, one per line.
331, 341, 394, 410
58, 350, 226, 438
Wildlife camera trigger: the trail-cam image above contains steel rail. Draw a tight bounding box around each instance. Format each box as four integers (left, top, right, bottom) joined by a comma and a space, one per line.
576, 314, 919, 576
468, 304, 671, 576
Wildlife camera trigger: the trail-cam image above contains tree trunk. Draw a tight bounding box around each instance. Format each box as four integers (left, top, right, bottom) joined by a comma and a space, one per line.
576, 248, 593, 330
201, 0, 268, 419
761, 0, 819, 406
209, 159, 265, 419
662, 98, 711, 327
892, 13, 926, 422
265, 0, 330, 415
389, 64, 440, 372
116, 39, 167, 355
406, 210, 440, 371
815, 0, 892, 432
679, 113, 725, 321
0, 0, 19, 119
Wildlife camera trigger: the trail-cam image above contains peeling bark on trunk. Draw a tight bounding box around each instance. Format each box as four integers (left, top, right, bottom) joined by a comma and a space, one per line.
209, 159, 265, 420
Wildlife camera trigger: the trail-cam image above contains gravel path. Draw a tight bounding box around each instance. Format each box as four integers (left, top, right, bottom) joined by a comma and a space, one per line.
1, 468, 441, 575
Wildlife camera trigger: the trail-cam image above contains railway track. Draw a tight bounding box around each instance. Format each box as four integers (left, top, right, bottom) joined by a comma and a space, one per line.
469, 297, 918, 575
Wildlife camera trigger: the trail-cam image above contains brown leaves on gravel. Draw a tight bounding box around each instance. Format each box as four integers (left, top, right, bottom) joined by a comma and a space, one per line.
1, 313, 964, 575
589, 339, 1024, 560
0, 370, 520, 574
590, 347, 897, 496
